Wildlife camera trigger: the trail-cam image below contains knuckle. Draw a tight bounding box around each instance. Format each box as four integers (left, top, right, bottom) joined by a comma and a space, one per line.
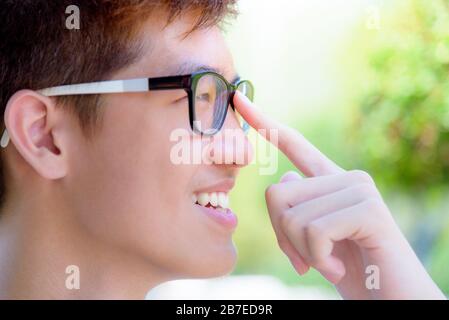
305, 222, 323, 241
349, 170, 375, 185
265, 183, 279, 203
281, 208, 309, 241
280, 208, 297, 232
354, 182, 379, 199
304, 222, 324, 263
363, 198, 387, 215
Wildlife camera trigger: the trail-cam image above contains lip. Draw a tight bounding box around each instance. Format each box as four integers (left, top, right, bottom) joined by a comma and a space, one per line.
193, 178, 237, 231
195, 204, 238, 231
194, 178, 236, 194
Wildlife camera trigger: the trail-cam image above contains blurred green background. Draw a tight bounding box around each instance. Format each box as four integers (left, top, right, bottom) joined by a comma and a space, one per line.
225, 0, 449, 296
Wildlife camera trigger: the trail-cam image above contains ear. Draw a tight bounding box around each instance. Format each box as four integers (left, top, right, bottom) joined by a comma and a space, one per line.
3, 90, 68, 180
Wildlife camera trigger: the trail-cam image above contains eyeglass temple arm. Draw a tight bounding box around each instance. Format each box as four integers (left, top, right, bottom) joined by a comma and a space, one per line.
1, 130, 9, 148
0, 78, 151, 148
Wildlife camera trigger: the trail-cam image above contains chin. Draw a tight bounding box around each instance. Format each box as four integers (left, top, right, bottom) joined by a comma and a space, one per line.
186, 243, 238, 279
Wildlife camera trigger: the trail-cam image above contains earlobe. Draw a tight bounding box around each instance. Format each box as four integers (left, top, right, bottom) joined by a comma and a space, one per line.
3, 90, 68, 180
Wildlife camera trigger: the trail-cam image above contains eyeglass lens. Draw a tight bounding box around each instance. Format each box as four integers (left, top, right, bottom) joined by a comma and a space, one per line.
194, 74, 254, 135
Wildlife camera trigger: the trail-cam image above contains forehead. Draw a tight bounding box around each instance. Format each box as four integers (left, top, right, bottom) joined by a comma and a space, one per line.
123, 13, 237, 81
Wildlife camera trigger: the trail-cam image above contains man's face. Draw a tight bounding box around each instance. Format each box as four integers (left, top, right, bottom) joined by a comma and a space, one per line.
64, 14, 253, 279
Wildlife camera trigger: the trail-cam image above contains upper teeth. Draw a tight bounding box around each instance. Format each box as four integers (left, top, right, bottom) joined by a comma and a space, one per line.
193, 192, 229, 209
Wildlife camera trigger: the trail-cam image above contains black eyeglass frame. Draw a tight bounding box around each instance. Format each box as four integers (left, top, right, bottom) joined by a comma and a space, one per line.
149, 71, 254, 136
1, 71, 254, 148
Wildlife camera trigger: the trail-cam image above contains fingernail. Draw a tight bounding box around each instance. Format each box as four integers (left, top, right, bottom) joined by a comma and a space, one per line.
290, 257, 309, 275
320, 270, 345, 285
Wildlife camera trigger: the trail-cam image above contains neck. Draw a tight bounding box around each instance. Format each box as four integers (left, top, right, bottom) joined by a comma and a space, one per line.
0, 192, 171, 299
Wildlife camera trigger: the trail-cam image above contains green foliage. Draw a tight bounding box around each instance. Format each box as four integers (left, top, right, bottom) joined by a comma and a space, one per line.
226, 0, 449, 295
348, 0, 449, 295
352, 0, 449, 192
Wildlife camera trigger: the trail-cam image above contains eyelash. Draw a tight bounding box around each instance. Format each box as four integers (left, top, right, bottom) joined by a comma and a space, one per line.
173, 93, 211, 104
174, 95, 188, 103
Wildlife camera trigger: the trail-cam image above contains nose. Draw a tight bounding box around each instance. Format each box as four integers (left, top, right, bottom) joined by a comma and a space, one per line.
206, 107, 254, 167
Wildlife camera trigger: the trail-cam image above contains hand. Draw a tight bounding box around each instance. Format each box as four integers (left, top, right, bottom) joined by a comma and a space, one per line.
234, 92, 445, 299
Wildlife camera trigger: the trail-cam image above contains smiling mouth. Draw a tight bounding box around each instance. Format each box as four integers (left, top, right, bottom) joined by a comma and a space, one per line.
192, 192, 230, 212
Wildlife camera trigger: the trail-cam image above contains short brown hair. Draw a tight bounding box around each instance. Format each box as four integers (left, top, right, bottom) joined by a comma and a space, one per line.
0, 0, 237, 206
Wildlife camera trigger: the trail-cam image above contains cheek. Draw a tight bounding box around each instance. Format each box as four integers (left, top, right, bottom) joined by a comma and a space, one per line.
83, 127, 186, 231
68, 105, 197, 250
87, 94, 190, 210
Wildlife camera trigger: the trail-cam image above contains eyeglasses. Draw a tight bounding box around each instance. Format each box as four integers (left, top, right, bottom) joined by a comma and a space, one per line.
0, 71, 254, 148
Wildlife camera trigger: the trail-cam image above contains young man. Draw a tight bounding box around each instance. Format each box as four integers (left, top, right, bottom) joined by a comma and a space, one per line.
0, 1, 444, 299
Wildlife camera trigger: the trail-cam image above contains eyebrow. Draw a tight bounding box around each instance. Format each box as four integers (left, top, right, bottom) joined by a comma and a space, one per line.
172, 62, 241, 84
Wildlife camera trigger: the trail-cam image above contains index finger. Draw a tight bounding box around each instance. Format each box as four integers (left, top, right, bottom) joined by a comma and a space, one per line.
234, 92, 344, 177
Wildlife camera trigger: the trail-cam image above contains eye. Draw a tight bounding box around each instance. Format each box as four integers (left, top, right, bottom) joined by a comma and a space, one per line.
196, 92, 211, 102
